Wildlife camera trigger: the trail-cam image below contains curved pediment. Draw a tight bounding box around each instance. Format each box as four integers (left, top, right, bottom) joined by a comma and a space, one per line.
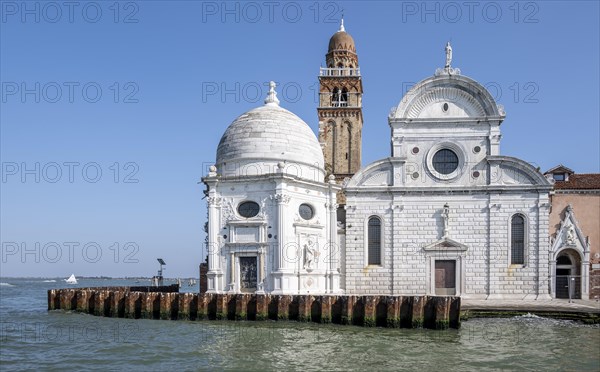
345, 158, 397, 188
487, 156, 552, 187
392, 74, 505, 120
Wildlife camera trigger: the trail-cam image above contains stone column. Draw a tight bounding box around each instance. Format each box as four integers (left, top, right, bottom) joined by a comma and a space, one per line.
327, 175, 340, 293
228, 252, 236, 293
391, 196, 403, 296
486, 197, 502, 299
326, 200, 338, 292
256, 248, 266, 294
550, 258, 557, 298
536, 197, 552, 299
206, 193, 223, 292
582, 240, 590, 299
274, 193, 291, 271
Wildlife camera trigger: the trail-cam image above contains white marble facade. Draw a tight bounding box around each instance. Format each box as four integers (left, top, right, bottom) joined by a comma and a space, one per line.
202, 56, 553, 299
203, 84, 342, 295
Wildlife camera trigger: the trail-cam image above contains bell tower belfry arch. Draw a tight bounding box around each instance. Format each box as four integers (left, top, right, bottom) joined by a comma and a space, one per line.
317, 19, 364, 186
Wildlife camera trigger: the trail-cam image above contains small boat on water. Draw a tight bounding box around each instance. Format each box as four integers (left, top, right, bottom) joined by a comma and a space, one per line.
64, 274, 77, 284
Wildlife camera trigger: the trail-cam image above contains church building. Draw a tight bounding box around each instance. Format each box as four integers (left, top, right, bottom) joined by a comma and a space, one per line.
202, 21, 554, 299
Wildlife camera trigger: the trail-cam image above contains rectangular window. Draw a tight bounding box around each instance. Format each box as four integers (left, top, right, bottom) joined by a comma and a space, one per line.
553, 173, 565, 181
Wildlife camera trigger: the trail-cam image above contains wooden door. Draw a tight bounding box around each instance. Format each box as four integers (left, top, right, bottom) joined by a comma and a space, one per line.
239, 256, 257, 292
435, 260, 456, 296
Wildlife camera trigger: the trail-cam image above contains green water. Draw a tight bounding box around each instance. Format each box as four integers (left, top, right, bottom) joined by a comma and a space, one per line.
1, 278, 599, 371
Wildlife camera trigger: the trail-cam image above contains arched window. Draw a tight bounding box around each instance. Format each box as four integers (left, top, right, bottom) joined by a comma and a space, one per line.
332, 87, 340, 107
368, 216, 382, 265
511, 214, 525, 265
340, 88, 348, 107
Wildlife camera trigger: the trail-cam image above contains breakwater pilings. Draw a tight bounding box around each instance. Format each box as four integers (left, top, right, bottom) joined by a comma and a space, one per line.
48, 287, 461, 329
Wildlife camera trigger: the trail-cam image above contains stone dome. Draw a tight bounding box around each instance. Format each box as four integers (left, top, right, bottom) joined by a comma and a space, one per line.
216, 83, 325, 181
328, 30, 356, 53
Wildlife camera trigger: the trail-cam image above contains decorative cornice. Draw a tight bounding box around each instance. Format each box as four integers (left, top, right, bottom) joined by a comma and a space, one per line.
553, 189, 600, 195
318, 110, 362, 118
293, 221, 325, 229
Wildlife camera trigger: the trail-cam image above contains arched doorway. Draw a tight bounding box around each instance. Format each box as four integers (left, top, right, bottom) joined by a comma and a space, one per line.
555, 249, 582, 299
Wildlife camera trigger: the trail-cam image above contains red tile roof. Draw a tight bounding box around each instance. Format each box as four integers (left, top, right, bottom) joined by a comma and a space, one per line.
554, 174, 600, 190
544, 164, 574, 175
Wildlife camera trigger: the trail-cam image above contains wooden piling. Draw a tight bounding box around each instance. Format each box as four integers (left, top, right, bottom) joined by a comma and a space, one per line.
197, 293, 209, 320
412, 296, 425, 328
363, 296, 376, 327
298, 295, 312, 322
449, 296, 461, 329
255, 294, 269, 321
47, 287, 461, 329
277, 295, 291, 320
178, 293, 193, 320
235, 294, 249, 320
76, 290, 89, 313
434, 296, 450, 329
215, 294, 227, 320
386, 296, 401, 328
124, 291, 140, 319
341, 296, 355, 325
111, 290, 126, 318
320, 296, 333, 323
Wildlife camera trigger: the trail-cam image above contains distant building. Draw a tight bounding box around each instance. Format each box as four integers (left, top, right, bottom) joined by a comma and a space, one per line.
545, 165, 600, 300
201, 21, 555, 299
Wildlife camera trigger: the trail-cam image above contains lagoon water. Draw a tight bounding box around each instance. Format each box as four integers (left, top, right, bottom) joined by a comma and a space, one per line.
1, 278, 599, 371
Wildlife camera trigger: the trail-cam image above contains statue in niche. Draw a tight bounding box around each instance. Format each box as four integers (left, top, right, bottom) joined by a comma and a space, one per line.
303, 240, 318, 271
442, 203, 450, 238
566, 225, 576, 245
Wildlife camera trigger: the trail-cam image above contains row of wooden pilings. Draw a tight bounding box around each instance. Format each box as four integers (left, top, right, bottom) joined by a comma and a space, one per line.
48, 287, 461, 329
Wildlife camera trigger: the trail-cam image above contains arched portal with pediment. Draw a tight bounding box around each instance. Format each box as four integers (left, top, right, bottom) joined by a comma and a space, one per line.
554, 248, 582, 299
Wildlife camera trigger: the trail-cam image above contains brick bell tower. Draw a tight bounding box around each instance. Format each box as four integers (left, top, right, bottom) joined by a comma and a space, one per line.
317, 18, 363, 188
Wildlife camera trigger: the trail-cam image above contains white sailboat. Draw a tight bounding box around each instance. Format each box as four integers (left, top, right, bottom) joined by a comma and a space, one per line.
65, 274, 77, 284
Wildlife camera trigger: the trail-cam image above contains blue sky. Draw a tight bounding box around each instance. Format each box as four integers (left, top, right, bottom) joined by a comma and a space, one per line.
1, 1, 599, 278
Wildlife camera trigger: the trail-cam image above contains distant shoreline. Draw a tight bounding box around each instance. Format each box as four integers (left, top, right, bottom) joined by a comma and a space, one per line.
0, 276, 197, 280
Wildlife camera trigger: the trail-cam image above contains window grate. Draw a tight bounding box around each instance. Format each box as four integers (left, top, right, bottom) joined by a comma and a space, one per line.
511, 215, 525, 264
432, 149, 459, 175
368, 217, 381, 265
